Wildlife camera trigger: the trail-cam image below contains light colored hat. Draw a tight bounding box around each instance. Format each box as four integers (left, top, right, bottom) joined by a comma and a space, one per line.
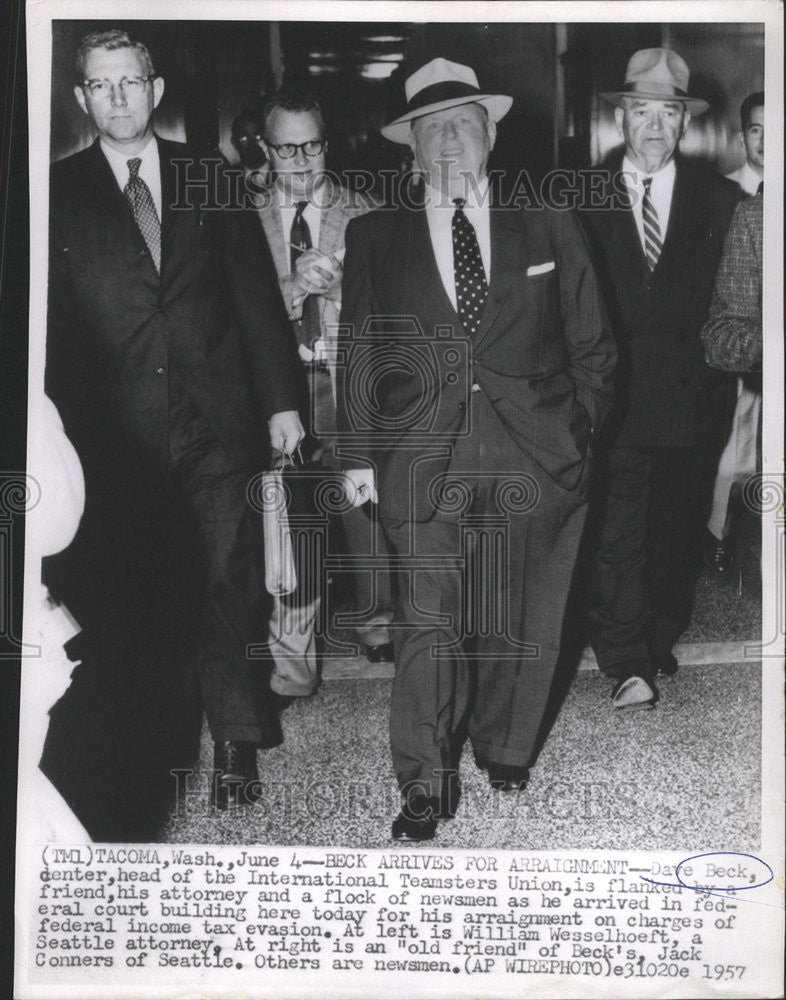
600, 48, 709, 115
381, 57, 513, 144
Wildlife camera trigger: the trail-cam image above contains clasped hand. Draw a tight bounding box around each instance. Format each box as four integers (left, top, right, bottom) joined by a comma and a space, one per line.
293, 249, 342, 298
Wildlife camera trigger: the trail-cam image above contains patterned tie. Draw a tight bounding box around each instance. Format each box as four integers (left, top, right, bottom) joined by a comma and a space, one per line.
290, 201, 320, 347
641, 177, 663, 271
124, 157, 161, 273
452, 198, 488, 337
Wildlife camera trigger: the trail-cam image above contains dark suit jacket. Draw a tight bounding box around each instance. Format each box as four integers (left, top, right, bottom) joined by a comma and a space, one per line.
42, 137, 303, 839
578, 153, 739, 448
338, 184, 616, 521
47, 137, 302, 481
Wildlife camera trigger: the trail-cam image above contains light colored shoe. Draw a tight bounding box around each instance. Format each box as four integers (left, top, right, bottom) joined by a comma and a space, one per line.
611, 675, 656, 710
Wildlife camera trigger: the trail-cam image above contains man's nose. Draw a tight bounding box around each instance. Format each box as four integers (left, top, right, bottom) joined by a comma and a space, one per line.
293, 145, 309, 166
647, 113, 663, 130
109, 83, 127, 108
442, 120, 458, 139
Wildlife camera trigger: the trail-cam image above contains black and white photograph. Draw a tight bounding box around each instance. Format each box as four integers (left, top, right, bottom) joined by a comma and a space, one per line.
9, 1, 784, 997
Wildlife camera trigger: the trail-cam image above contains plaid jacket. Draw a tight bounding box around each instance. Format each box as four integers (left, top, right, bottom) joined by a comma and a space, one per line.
701, 195, 763, 372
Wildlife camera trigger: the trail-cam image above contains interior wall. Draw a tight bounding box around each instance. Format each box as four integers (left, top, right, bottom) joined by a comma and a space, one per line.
51, 20, 764, 180
562, 22, 764, 173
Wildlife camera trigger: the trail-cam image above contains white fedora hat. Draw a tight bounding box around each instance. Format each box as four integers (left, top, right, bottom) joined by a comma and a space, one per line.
381, 57, 513, 144
600, 48, 709, 115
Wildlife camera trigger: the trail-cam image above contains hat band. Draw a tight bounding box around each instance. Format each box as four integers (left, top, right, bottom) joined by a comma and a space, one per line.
407, 80, 481, 113
620, 80, 689, 99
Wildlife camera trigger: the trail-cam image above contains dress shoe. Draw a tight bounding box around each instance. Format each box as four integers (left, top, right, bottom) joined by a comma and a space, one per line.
366, 641, 394, 664
270, 691, 295, 713
653, 651, 679, 677
391, 795, 440, 842
703, 529, 734, 576
211, 741, 261, 810
474, 754, 529, 792
611, 675, 656, 710
486, 762, 530, 792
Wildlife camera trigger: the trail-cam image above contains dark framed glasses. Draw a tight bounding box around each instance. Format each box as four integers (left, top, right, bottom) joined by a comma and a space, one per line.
268, 139, 325, 159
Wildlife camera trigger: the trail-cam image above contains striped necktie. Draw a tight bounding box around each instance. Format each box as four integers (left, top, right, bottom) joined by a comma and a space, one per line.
641, 177, 662, 271
124, 157, 161, 273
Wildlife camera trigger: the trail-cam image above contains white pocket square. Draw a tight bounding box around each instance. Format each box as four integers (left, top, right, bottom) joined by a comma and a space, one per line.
527, 261, 555, 276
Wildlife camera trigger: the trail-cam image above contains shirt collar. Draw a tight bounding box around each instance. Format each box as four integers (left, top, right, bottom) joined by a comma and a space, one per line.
272, 174, 327, 210
100, 134, 158, 175
424, 173, 490, 210
621, 155, 676, 188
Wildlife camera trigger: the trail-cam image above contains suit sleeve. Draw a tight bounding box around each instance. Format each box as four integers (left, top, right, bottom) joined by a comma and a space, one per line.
336, 216, 376, 468
700, 199, 762, 372
552, 208, 617, 433
46, 166, 91, 450
222, 207, 306, 420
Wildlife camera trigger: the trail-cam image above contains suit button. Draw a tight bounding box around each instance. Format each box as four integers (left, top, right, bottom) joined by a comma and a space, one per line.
458, 402, 466, 411
156, 366, 167, 376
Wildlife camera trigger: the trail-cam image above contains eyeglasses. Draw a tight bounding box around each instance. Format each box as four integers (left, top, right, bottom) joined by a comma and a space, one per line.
268, 139, 325, 159
81, 75, 155, 98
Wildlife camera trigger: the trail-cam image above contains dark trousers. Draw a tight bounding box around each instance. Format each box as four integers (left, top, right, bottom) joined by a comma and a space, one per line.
382, 394, 587, 802
587, 445, 706, 676
168, 387, 279, 745
41, 384, 276, 840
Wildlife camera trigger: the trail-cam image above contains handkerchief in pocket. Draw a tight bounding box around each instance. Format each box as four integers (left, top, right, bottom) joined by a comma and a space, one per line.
526, 261, 555, 276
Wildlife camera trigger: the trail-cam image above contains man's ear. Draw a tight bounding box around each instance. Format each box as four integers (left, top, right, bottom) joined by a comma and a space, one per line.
614, 106, 625, 136
152, 76, 165, 110
74, 85, 88, 116
405, 128, 420, 170
681, 110, 691, 139
486, 117, 497, 151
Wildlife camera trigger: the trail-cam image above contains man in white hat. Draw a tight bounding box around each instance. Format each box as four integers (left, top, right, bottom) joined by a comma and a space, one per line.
337, 57, 616, 841
578, 49, 739, 710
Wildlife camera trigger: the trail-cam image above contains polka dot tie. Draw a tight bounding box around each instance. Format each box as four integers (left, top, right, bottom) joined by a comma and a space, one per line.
124, 157, 161, 274
452, 198, 488, 337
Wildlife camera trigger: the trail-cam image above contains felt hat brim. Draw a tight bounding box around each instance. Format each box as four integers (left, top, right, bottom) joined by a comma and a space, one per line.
600, 89, 709, 116
381, 94, 513, 144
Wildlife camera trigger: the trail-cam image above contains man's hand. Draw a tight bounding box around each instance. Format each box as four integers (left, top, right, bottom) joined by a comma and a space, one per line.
344, 468, 377, 507
268, 410, 305, 456
292, 249, 342, 298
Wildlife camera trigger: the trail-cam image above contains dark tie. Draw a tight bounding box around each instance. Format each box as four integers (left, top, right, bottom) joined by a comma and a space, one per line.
452, 198, 488, 337
290, 201, 320, 347
124, 157, 161, 273
641, 177, 663, 271
756, 181, 763, 196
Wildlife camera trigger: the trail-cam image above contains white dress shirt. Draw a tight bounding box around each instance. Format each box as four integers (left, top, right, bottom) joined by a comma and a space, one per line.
621, 156, 676, 255
101, 135, 162, 220
424, 175, 491, 310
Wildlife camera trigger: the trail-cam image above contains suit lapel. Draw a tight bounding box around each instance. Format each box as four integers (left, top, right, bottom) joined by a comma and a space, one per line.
82, 139, 139, 236
653, 162, 703, 287
317, 178, 346, 257
472, 205, 522, 349
403, 204, 464, 336
256, 196, 291, 282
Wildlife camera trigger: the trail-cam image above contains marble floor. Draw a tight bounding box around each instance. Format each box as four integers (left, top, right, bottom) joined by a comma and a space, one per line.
160, 524, 765, 850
